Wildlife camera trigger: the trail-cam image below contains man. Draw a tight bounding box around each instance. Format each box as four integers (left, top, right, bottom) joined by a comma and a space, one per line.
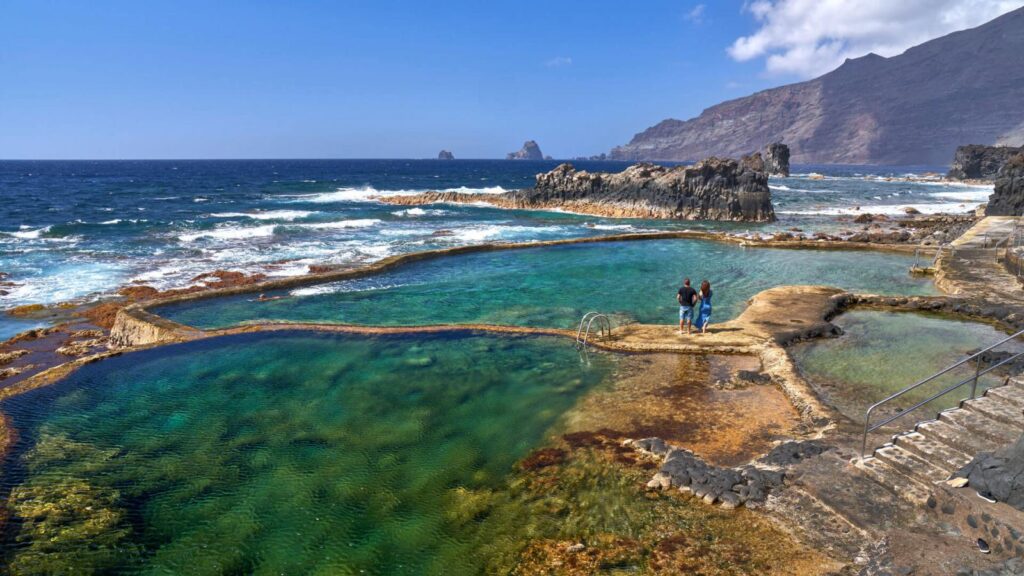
677, 278, 698, 334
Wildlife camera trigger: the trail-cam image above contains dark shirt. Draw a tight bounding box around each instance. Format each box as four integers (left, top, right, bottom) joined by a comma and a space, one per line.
677, 286, 698, 307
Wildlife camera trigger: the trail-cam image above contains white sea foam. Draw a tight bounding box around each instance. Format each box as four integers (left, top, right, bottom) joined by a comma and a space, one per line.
8, 226, 51, 239
295, 219, 381, 230
210, 210, 315, 221
391, 208, 450, 217
290, 185, 510, 204
769, 185, 791, 191
178, 224, 279, 242
930, 189, 993, 202
589, 224, 635, 231
778, 201, 979, 216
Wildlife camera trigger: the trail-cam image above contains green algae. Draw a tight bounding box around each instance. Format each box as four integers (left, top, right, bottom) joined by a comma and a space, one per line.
791, 310, 1024, 423
0, 331, 615, 574
154, 239, 936, 330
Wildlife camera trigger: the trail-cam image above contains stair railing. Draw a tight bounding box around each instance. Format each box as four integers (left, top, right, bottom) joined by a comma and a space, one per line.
861, 327, 1024, 459
575, 312, 612, 350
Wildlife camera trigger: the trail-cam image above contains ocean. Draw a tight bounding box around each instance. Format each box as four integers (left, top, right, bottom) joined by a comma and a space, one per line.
0, 159, 992, 317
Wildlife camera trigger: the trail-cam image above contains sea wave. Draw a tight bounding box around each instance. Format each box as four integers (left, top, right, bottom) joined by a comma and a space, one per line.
778, 201, 979, 216
7, 226, 52, 239
290, 185, 510, 204
391, 208, 450, 217
930, 190, 993, 202
210, 210, 316, 221
179, 224, 279, 242
294, 219, 382, 230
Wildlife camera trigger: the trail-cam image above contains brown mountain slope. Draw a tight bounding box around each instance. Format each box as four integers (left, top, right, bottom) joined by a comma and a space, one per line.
611, 7, 1024, 166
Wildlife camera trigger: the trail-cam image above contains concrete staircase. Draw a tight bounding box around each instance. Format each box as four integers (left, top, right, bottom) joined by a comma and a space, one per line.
857, 376, 1024, 503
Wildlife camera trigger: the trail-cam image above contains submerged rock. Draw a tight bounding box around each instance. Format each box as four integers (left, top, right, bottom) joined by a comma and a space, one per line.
948, 145, 1024, 180
984, 153, 1024, 216
506, 140, 544, 160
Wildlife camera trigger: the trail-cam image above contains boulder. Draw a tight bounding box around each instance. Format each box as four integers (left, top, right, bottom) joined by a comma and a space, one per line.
437, 150, 455, 160
984, 153, 1024, 216
957, 432, 1024, 509
506, 140, 544, 160
948, 145, 1024, 180
764, 143, 790, 176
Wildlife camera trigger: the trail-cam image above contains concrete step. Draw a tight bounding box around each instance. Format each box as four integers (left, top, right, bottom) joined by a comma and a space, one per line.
985, 385, 1024, 408
891, 431, 971, 474
764, 486, 866, 559
873, 444, 951, 484
855, 457, 933, 505
916, 418, 997, 457
963, 396, 1024, 429
938, 408, 1018, 446
1008, 376, 1024, 390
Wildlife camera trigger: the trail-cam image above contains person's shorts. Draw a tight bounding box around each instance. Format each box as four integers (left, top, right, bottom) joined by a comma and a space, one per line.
679, 306, 693, 321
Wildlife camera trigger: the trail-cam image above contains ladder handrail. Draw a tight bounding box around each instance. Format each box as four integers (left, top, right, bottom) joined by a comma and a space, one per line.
575, 312, 611, 350
861, 327, 1024, 459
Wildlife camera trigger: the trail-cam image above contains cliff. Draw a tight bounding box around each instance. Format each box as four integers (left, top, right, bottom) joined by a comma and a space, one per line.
985, 153, 1024, 216
380, 159, 775, 222
610, 7, 1024, 165
948, 145, 1024, 180
506, 140, 544, 160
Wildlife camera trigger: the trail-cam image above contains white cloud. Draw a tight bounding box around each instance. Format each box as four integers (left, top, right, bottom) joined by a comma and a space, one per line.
729, 0, 1023, 78
684, 4, 706, 24
544, 56, 573, 68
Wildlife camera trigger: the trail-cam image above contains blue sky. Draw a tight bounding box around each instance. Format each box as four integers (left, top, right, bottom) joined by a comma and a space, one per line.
1, 0, 1018, 159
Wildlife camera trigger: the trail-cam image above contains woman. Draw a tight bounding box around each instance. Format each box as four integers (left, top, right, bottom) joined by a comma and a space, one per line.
694, 280, 713, 334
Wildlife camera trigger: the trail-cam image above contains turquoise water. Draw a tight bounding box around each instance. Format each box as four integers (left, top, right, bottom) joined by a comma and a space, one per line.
0, 331, 614, 574
155, 239, 937, 330
792, 311, 1024, 422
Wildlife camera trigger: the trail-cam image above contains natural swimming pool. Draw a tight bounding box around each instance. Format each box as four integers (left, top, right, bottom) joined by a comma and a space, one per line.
0, 331, 616, 574
791, 310, 1024, 424
153, 239, 937, 330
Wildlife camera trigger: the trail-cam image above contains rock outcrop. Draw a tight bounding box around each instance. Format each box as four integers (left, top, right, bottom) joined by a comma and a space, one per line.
506, 140, 544, 160
956, 432, 1024, 510
379, 158, 776, 222
610, 8, 1024, 165
437, 150, 455, 160
764, 143, 790, 176
948, 145, 1024, 180
985, 153, 1024, 216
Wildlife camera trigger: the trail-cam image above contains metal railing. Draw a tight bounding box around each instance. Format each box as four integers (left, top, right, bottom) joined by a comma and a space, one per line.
861, 328, 1024, 459
912, 244, 952, 271
576, 312, 612, 350
1004, 221, 1024, 279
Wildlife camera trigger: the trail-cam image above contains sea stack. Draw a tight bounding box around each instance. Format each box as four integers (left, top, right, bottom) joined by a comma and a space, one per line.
948, 145, 1024, 180
984, 152, 1024, 215
376, 157, 776, 222
506, 140, 544, 160
764, 143, 790, 177
438, 150, 455, 160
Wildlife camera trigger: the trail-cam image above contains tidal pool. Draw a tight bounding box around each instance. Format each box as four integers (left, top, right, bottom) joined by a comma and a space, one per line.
791, 310, 1024, 424
0, 331, 615, 574
154, 239, 936, 330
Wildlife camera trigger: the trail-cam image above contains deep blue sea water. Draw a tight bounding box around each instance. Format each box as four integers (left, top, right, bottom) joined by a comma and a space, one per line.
0, 159, 992, 338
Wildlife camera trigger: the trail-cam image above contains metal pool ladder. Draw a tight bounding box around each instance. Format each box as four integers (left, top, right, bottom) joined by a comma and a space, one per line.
576, 312, 612, 350
861, 327, 1024, 459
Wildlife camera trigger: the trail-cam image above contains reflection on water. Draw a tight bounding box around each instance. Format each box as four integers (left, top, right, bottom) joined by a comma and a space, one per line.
155, 239, 936, 330
791, 310, 1023, 424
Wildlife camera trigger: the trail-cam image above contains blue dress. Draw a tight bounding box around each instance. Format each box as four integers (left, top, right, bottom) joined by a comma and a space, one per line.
694, 292, 712, 330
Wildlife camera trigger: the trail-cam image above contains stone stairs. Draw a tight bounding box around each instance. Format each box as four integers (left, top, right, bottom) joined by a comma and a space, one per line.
857, 376, 1024, 503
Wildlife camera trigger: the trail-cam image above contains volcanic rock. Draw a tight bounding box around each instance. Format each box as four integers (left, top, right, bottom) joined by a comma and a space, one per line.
948, 145, 1024, 180
984, 153, 1024, 216
506, 140, 544, 160
437, 150, 455, 160
764, 143, 790, 176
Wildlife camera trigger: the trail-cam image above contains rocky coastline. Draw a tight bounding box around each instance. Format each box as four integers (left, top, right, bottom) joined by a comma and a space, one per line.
379, 158, 777, 222
985, 152, 1024, 216
948, 145, 1024, 180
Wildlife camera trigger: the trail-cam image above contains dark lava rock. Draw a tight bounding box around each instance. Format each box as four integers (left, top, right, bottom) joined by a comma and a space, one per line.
758, 440, 831, 467
764, 143, 790, 176
437, 150, 455, 160
525, 160, 775, 222
985, 153, 1024, 216
948, 145, 1024, 180
506, 140, 544, 160
956, 432, 1024, 509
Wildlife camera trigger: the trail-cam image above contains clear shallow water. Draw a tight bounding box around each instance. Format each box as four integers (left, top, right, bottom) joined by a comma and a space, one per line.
791, 311, 1024, 423
0, 331, 614, 574
0, 159, 986, 317
155, 239, 937, 330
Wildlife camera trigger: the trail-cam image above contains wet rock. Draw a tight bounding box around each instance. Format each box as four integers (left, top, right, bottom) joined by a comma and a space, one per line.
0, 349, 29, 366
56, 338, 106, 357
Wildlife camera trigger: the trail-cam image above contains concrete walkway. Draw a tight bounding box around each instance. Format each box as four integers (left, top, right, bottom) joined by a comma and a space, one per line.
937, 216, 1024, 305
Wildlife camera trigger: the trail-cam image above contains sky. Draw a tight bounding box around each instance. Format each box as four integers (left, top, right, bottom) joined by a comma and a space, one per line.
1, 0, 1020, 159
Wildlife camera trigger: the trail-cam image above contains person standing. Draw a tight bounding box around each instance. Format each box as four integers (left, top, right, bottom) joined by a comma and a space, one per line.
677, 278, 698, 335
694, 280, 713, 334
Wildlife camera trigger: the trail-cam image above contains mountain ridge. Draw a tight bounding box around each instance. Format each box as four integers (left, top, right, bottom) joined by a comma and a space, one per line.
610, 7, 1024, 166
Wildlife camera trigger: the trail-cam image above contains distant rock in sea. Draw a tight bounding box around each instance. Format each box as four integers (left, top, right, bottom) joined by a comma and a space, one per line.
376, 157, 775, 222
764, 143, 790, 177
985, 152, 1024, 215
438, 150, 455, 160
574, 153, 608, 161
947, 144, 1023, 180
506, 140, 544, 160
